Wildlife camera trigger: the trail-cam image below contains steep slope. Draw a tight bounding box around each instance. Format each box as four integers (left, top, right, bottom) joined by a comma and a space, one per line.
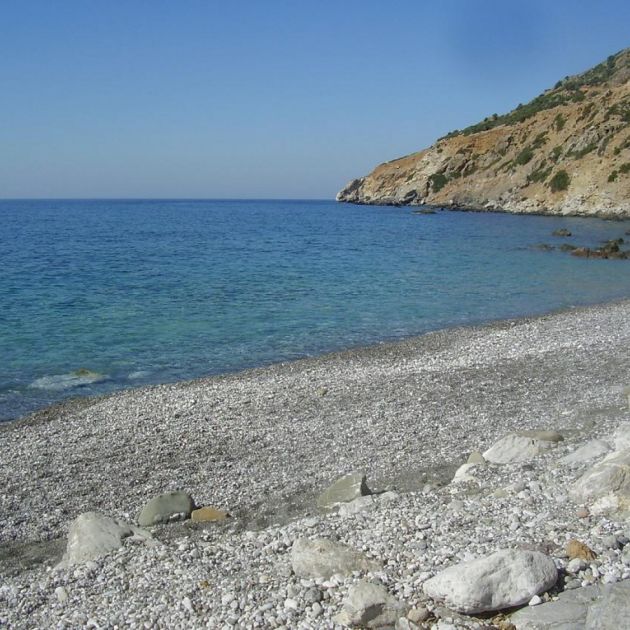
337, 49, 630, 218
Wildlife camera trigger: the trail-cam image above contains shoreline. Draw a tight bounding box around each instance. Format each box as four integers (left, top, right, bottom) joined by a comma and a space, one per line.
1, 298, 630, 627
5, 294, 630, 429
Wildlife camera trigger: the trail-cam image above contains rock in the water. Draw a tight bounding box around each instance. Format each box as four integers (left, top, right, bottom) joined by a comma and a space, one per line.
60, 512, 151, 566
138, 491, 195, 526
291, 537, 380, 578
335, 580, 406, 628
570, 449, 630, 507
509, 581, 630, 629
190, 506, 229, 522
565, 539, 597, 561
484, 433, 560, 464
317, 472, 371, 509
560, 439, 611, 465
552, 229, 572, 237
423, 549, 557, 614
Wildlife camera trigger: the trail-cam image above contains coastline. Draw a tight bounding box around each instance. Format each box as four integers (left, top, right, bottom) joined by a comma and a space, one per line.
2, 298, 630, 627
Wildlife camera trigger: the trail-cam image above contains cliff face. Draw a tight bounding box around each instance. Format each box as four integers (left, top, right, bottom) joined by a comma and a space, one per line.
337, 49, 630, 218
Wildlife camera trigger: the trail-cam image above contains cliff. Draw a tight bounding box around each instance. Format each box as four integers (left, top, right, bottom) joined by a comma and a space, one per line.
337, 48, 630, 218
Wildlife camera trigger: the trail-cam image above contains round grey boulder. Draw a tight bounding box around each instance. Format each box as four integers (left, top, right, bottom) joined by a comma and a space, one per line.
138, 491, 195, 526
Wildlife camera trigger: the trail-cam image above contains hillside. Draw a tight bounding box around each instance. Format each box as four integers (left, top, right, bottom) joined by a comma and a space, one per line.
337, 49, 630, 218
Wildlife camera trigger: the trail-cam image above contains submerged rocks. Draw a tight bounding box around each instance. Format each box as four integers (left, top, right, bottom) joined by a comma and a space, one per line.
422, 550, 557, 614
317, 472, 371, 510
483, 432, 562, 464
552, 229, 572, 237
335, 580, 406, 628
138, 492, 195, 526
60, 512, 151, 566
291, 537, 380, 578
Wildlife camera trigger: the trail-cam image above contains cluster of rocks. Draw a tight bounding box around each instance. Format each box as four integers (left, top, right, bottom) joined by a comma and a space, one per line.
2, 300, 630, 628
537, 230, 630, 259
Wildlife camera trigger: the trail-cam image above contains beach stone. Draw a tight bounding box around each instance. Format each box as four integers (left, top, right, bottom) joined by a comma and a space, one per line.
467, 451, 486, 465
60, 512, 150, 566
570, 449, 630, 508
335, 580, 406, 628
452, 463, 481, 484
291, 537, 380, 578
422, 549, 557, 614
191, 506, 229, 522
612, 422, 630, 451
509, 581, 630, 629
483, 433, 560, 464
517, 430, 564, 442
317, 472, 371, 509
566, 539, 597, 561
138, 491, 195, 526
560, 439, 611, 465
338, 495, 376, 517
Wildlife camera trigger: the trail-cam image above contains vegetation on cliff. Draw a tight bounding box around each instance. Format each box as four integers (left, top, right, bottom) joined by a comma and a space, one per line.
337, 48, 630, 218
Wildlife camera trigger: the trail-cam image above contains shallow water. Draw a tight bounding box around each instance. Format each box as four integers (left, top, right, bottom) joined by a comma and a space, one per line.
1, 198, 630, 421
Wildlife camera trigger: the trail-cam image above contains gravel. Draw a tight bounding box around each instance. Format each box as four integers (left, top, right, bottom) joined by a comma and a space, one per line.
1, 299, 630, 628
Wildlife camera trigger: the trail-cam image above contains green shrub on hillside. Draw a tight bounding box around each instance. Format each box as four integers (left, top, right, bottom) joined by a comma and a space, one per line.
515, 147, 534, 165
429, 172, 449, 192
549, 170, 570, 192
620, 162, 630, 174
554, 113, 566, 132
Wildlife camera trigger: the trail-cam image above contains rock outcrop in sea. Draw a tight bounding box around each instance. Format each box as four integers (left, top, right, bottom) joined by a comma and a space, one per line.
337, 48, 630, 218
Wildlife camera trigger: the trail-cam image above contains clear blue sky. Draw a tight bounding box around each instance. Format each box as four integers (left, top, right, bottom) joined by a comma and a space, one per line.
1, 0, 629, 199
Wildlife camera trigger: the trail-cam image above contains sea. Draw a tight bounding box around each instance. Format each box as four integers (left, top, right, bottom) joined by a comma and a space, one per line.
2, 198, 630, 422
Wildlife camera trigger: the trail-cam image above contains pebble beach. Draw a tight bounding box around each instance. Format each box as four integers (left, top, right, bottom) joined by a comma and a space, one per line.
2, 299, 630, 629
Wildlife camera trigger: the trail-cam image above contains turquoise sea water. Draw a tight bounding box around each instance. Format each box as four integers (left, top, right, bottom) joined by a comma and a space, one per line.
2, 198, 630, 421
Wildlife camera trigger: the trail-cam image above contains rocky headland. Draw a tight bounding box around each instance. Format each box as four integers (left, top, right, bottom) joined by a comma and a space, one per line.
337, 48, 630, 218
1, 301, 630, 628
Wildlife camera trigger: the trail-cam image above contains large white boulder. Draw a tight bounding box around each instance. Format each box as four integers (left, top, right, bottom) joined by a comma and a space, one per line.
423, 549, 557, 614
291, 537, 380, 579
483, 432, 561, 464
60, 512, 151, 566
570, 448, 630, 507
612, 422, 630, 452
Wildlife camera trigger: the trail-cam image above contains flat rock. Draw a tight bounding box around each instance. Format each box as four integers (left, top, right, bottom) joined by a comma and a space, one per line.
451, 463, 481, 484
191, 506, 229, 522
335, 580, 406, 628
517, 430, 564, 443
570, 449, 630, 507
560, 440, 611, 465
423, 549, 558, 614
291, 537, 380, 579
138, 491, 195, 526
509, 581, 630, 629
317, 472, 371, 510
60, 512, 151, 566
484, 434, 560, 464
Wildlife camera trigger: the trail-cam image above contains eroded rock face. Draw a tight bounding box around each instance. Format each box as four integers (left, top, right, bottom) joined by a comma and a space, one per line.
138, 491, 195, 527
60, 512, 151, 566
291, 537, 380, 579
336, 49, 630, 219
423, 550, 558, 614
483, 433, 561, 464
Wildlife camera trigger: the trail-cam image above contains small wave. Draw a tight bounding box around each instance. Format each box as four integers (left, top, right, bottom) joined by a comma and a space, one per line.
30, 370, 108, 391
128, 370, 150, 380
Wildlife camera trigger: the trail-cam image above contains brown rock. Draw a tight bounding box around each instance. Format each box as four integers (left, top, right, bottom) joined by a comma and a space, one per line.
565, 539, 597, 561
191, 506, 230, 523
576, 506, 590, 519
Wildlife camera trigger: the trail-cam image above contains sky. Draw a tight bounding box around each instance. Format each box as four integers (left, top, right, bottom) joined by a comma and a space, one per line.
1, 0, 629, 199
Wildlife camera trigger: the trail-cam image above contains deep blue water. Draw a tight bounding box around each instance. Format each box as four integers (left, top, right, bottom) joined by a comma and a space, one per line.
1, 198, 630, 421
